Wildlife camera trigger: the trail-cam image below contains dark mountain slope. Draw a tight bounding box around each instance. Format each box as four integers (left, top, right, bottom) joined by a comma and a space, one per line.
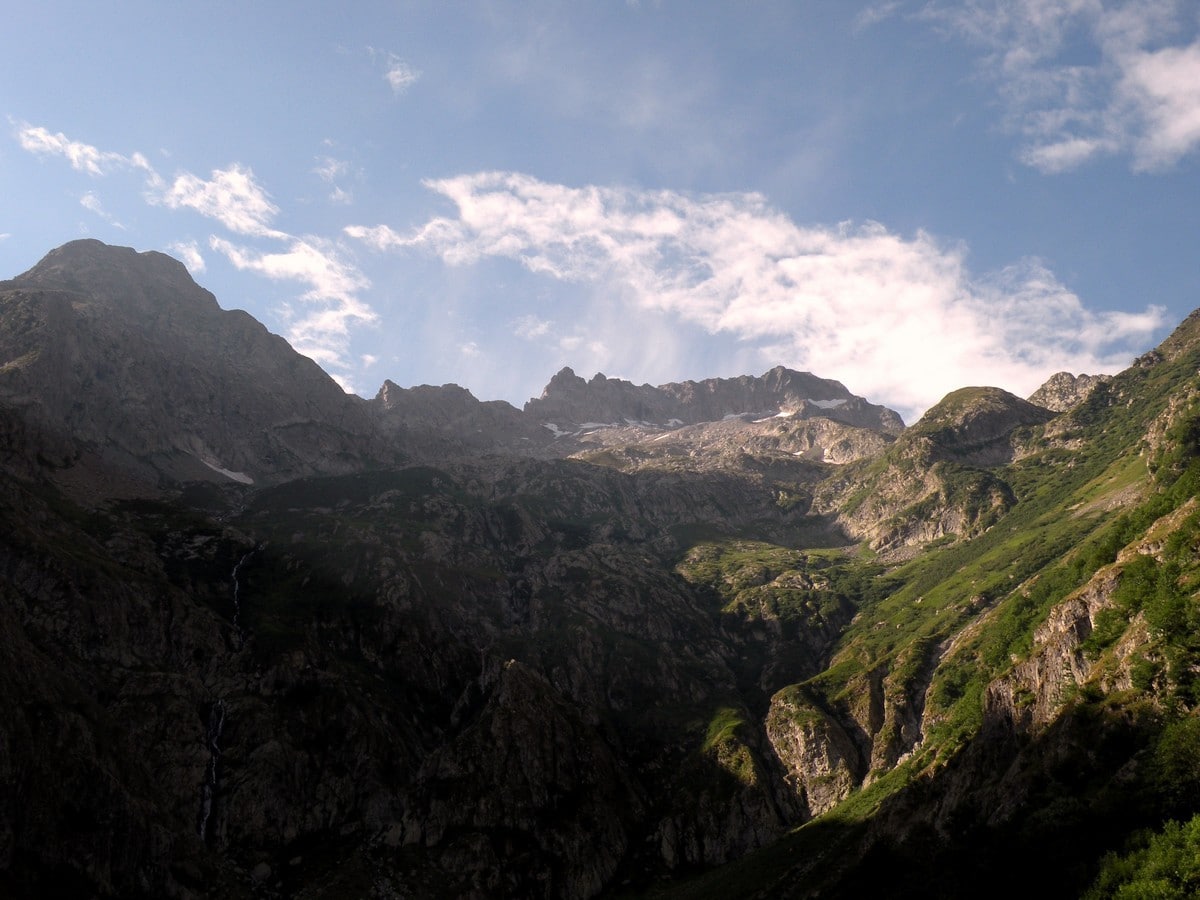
0, 240, 391, 487
2, 240, 1200, 899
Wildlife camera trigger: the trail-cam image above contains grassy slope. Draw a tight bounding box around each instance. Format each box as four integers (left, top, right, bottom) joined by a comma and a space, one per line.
646, 326, 1200, 897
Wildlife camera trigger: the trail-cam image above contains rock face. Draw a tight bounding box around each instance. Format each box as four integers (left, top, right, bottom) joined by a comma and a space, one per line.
766, 687, 861, 815
911, 386, 1055, 467
525, 365, 904, 433
0, 240, 390, 485
814, 387, 1052, 552
1029, 371, 1111, 412
370, 379, 554, 456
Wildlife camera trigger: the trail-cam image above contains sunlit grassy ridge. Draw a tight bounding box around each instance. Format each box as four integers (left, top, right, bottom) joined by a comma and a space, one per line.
651, 329, 1200, 897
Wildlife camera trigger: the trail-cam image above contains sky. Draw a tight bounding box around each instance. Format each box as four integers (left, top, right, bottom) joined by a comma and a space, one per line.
2, 0, 1198, 424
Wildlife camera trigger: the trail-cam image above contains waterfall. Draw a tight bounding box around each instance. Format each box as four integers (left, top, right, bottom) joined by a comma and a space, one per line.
196, 544, 262, 841
197, 698, 226, 841
230, 546, 259, 645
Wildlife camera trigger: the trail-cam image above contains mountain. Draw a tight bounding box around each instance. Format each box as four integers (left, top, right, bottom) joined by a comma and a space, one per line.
0, 239, 391, 489
525, 364, 905, 433
2, 240, 1199, 899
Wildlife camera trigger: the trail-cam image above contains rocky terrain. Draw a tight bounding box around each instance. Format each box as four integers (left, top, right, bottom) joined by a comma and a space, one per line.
2, 239, 1200, 898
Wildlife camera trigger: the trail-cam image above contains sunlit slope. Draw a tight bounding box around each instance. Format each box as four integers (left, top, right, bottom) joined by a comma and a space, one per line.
658, 314, 1200, 898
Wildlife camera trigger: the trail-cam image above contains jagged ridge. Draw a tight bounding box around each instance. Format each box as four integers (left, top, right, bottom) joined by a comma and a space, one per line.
1, 239, 1199, 899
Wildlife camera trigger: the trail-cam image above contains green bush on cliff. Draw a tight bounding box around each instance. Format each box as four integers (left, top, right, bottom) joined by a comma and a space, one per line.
1085, 815, 1200, 899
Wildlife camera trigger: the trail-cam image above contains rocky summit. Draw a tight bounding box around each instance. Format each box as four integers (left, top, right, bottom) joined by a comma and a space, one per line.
3, 240, 1200, 899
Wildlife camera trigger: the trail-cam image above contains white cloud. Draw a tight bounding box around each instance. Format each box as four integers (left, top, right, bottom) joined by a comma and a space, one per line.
15, 123, 143, 176
313, 156, 349, 182
209, 235, 375, 371
313, 156, 355, 204
460, 341, 481, 358
1018, 135, 1113, 172
368, 48, 420, 94
385, 58, 421, 93
168, 239, 206, 274
927, 0, 1200, 172
160, 165, 285, 238
1120, 40, 1200, 171
347, 172, 1166, 420
14, 123, 284, 235
514, 314, 552, 339
854, 1, 903, 32
79, 191, 125, 228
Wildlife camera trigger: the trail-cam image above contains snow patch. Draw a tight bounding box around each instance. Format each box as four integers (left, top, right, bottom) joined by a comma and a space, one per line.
198, 457, 254, 485
543, 423, 571, 438
810, 398, 847, 409
755, 409, 796, 422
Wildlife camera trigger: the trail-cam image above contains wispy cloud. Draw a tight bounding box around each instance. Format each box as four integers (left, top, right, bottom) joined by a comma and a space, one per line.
313, 156, 349, 182
15, 122, 148, 176
926, 0, 1200, 172
159, 165, 285, 238
312, 155, 356, 205
210, 235, 376, 372
514, 314, 552, 339
854, 1, 903, 32
167, 239, 206, 274
385, 58, 421, 93
79, 191, 125, 228
14, 122, 377, 387
347, 171, 1166, 419
368, 47, 420, 94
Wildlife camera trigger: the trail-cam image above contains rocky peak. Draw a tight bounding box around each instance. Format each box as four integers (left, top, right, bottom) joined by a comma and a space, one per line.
370, 379, 553, 456
1028, 372, 1112, 412
9, 238, 220, 332
0, 240, 388, 488
525, 366, 904, 434
911, 386, 1054, 465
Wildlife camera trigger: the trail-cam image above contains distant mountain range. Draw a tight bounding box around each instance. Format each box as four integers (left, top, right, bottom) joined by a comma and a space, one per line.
0, 239, 1194, 898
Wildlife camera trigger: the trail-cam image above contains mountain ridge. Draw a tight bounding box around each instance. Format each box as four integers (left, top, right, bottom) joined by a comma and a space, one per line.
2, 239, 1196, 899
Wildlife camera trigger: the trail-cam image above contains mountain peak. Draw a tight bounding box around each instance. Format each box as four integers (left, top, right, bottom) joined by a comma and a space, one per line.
11, 239, 220, 326
1028, 371, 1111, 412
0, 239, 384, 486
526, 365, 903, 432
19, 238, 199, 292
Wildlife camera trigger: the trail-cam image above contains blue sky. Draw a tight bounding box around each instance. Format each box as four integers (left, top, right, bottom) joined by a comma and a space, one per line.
2, 0, 1198, 423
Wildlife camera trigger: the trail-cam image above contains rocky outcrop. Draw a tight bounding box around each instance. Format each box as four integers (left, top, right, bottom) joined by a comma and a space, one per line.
984, 569, 1119, 733
985, 499, 1197, 735
816, 387, 1052, 551
525, 365, 904, 434
766, 687, 861, 815
1029, 372, 1111, 412
396, 659, 642, 900
370, 379, 554, 457
910, 386, 1054, 467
